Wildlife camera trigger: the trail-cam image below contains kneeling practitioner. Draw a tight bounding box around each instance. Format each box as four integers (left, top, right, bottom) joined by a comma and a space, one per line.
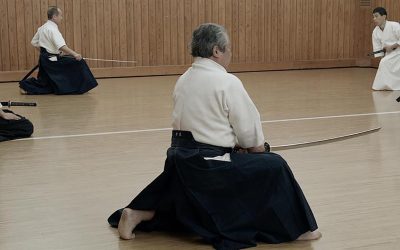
20, 6, 98, 95
108, 23, 321, 250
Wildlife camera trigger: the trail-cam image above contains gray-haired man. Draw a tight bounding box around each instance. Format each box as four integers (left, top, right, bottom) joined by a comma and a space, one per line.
109, 23, 321, 249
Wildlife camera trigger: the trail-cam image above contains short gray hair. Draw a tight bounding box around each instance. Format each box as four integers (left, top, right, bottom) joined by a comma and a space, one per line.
191, 23, 229, 58
47, 6, 60, 19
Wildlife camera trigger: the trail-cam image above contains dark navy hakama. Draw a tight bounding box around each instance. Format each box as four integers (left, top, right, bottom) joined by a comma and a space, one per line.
20, 48, 98, 95
108, 131, 318, 250
0, 110, 34, 142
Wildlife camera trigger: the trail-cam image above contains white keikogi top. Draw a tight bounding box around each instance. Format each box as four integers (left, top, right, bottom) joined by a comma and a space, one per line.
31, 20, 66, 54
172, 57, 265, 148
371, 21, 400, 90
372, 21, 400, 58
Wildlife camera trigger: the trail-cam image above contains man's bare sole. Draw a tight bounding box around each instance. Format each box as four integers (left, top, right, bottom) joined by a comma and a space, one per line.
118, 208, 155, 240
297, 230, 322, 241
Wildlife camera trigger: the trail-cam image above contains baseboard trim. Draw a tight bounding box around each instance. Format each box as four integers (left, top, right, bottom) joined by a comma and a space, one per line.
0, 59, 374, 83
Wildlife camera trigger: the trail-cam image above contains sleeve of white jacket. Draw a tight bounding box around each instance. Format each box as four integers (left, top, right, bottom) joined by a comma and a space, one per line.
31, 30, 40, 47
393, 22, 400, 46
50, 29, 66, 50
372, 29, 384, 58
225, 75, 265, 148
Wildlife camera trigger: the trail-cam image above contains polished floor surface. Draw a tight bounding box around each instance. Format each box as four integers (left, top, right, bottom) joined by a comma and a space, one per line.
1, 67, 400, 249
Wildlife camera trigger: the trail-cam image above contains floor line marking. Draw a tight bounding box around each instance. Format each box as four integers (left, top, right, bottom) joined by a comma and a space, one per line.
261, 110, 400, 123
15, 110, 400, 141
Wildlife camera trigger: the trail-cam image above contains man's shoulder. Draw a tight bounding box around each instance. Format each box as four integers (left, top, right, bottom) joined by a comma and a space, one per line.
387, 21, 400, 28
225, 72, 242, 84
180, 65, 242, 86
41, 21, 59, 31
221, 73, 244, 92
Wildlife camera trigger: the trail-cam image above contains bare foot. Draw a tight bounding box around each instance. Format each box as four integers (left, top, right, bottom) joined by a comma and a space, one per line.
118, 208, 155, 240
20, 88, 27, 95
297, 230, 322, 241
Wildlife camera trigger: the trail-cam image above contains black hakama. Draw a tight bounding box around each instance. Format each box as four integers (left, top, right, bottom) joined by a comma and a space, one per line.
0, 110, 34, 142
19, 48, 98, 95
108, 131, 318, 250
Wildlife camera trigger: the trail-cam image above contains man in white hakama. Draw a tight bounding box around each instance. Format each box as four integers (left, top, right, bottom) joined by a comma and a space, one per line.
372, 7, 400, 90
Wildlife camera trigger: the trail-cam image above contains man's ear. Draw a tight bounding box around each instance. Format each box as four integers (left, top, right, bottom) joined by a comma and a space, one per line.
212, 46, 220, 58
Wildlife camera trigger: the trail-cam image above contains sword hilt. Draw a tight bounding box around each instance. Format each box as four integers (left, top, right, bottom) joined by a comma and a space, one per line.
0, 101, 37, 107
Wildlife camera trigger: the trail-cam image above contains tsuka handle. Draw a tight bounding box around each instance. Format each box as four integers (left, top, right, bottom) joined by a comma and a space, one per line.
368, 47, 397, 56
367, 49, 385, 56
1, 101, 37, 107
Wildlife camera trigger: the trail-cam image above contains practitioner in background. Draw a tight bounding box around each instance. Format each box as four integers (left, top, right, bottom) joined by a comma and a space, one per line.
371, 7, 400, 90
20, 6, 98, 95
0, 102, 34, 142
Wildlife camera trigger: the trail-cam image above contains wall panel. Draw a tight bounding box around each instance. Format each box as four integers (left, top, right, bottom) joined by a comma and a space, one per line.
1, 0, 399, 82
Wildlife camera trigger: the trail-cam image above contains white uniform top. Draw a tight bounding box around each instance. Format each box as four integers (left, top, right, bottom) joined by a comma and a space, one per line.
372, 21, 400, 57
172, 57, 265, 148
372, 21, 400, 90
31, 20, 66, 54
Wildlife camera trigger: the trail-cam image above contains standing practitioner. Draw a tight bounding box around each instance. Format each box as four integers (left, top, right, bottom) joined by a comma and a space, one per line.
371, 7, 400, 90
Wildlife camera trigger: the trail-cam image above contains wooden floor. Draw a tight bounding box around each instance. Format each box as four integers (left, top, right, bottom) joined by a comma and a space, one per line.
1, 68, 400, 250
